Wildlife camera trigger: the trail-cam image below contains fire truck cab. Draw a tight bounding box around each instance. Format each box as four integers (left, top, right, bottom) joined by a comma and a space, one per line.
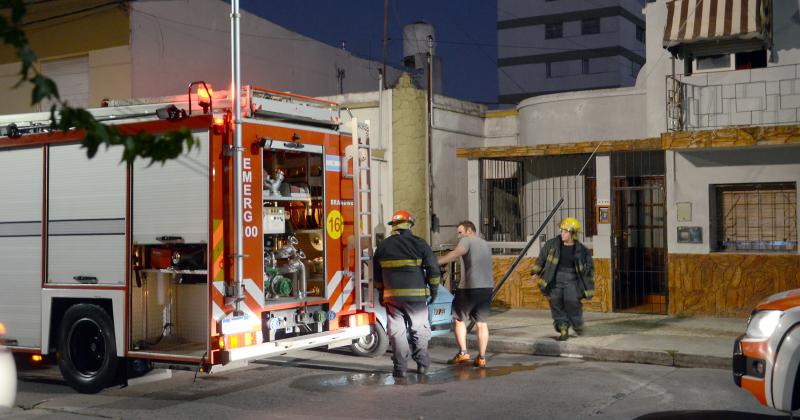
0, 85, 389, 393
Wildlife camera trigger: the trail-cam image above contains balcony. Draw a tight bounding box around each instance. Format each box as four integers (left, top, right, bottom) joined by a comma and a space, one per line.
666, 64, 800, 132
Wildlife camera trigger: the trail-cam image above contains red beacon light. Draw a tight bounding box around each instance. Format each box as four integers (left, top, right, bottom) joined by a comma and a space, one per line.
198, 85, 213, 112
188, 81, 214, 115
212, 113, 227, 135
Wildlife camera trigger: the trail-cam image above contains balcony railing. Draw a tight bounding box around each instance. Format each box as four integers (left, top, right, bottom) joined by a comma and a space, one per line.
666, 64, 800, 132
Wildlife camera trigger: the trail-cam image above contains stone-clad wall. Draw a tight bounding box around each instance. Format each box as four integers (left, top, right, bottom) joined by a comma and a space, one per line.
668, 254, 800, 318
391, 74, 429, 238
490, 256, 612, 312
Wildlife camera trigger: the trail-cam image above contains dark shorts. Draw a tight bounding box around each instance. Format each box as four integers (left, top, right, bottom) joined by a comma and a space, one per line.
452, 288, 493, 323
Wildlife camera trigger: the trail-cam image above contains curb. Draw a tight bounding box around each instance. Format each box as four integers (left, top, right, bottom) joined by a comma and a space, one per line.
430, 335, 731, 370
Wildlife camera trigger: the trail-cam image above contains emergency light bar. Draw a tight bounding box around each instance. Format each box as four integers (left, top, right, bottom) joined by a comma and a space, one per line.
249, 87, 340, 127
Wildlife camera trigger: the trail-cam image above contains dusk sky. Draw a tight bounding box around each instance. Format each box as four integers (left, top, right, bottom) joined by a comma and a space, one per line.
240, 0, 499, 105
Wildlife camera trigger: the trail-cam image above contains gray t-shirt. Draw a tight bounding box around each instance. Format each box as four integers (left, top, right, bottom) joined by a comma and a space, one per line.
457, 235, 494, 289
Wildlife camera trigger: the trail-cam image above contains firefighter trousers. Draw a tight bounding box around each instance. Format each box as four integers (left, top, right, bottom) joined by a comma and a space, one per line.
548, 271, 584, 332
385, 301, 431, 373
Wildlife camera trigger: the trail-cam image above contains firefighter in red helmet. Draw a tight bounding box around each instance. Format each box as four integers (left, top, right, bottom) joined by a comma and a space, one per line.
373, 210, 441, 378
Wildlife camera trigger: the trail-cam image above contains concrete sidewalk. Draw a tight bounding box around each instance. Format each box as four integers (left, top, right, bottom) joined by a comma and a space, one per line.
429, 308, 747, 370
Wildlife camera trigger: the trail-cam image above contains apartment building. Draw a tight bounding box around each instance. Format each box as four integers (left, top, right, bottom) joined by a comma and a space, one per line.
497, 0, 647, 104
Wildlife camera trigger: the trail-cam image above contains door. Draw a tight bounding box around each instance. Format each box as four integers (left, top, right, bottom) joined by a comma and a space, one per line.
612, 166, 668, 313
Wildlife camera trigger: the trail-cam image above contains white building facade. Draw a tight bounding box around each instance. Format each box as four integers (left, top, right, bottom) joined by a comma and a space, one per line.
464, 0, 800, 317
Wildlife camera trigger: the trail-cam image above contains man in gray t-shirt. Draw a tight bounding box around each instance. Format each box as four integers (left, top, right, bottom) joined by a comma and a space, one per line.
437, 221, 493, 368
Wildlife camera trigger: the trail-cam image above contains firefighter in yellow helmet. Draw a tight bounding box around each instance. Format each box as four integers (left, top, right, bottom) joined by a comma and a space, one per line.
373, 210, 441, 378
530, 217, 595, 341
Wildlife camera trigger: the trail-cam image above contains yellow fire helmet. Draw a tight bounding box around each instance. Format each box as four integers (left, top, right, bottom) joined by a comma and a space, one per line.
559, 217, 581, 233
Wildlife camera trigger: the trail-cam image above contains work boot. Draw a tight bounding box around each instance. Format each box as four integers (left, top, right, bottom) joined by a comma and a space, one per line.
573, 326, 584, 336
417, 364, 428, 375
474, 355, 486, 368
392, 368, 406, 378
557, 324, 569, 341
448, 351, 471, 364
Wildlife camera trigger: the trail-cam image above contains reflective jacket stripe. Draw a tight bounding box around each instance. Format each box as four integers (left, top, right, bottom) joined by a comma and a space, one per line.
379, 259, 423, 268
429, 276, 441, 286
384, 288, 429, 297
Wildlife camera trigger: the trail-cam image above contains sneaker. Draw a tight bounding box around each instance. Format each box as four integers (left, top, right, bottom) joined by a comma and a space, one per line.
449, 351, 471, 364
557, 325, 569, 341
473, 355, 486, 368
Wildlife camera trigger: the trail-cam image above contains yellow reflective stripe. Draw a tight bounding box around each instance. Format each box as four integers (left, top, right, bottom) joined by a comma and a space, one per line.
384, 288, 429, 297
380, 259, 423, 268
429, 276, 441, 285
532, 264, 542, 274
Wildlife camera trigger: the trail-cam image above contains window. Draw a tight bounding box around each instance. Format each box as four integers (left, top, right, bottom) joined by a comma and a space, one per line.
712, 182, 797, 252
636, 26, 645, 43
582, 59, 589, 74
692, 50, 767, 73
582, 18, 600, 35
693, 54, 734, 72
735, 50, 767, 70
545, 22, 563, 39
479, 159, 524, 244
546, 62, 552, 78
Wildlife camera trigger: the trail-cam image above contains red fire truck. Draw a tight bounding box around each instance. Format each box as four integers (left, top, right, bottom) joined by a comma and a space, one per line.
0, 84, 381, 393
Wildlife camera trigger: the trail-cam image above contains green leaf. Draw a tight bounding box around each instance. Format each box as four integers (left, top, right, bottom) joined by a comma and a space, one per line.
31, 74, 59, 105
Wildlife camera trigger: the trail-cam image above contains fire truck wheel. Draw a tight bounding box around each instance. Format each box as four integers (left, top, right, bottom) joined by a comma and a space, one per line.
350, 323, 389, 357
58, 304, 118, 394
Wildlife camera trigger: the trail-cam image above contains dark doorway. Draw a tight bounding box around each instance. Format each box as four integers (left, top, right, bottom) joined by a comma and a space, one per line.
611, 152, 667, 314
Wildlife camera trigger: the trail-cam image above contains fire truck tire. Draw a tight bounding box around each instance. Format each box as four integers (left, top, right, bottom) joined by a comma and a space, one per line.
350, 323, 389, 357
58, 304, 118, 394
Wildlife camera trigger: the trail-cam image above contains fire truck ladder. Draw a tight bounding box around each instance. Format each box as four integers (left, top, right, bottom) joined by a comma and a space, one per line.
346, 118, 373, 310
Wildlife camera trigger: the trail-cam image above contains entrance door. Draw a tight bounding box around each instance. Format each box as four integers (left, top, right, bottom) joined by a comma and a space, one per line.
612, 176, 667, 314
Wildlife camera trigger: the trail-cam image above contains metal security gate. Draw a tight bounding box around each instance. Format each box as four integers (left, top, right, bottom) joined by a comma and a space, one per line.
480, 159, 524, 242
611, 152, 668, 314
480, 156, 597, 257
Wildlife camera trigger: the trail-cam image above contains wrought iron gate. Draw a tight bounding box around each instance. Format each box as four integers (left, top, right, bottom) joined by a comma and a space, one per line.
611, 152, 668, 314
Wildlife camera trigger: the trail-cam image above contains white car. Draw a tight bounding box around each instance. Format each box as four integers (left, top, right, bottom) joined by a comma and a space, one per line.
0, 322, 16, 413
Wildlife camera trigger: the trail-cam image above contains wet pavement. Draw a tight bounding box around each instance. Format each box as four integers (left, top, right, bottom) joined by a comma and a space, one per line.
6, 348, 776, 419
288, 359, 572, 390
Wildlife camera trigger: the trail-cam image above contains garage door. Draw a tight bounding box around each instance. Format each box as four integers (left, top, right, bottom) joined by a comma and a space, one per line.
41, 55, 89, 111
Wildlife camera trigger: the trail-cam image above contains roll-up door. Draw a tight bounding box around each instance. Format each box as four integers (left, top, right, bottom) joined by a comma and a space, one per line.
48, 144, 126, 285
41, 56, 89, 111
132, 132, 209, 244
0, 147, 43, 346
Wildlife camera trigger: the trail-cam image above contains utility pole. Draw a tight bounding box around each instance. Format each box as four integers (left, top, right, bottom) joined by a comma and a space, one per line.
426, 34, 436, 242
382, 0, 388, 89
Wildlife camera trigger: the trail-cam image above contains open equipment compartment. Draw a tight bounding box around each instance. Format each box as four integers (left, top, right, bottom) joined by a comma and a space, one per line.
262, 142, 326, 303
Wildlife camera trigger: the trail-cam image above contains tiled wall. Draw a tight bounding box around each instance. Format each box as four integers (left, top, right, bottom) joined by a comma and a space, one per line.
675, 65, 800, 130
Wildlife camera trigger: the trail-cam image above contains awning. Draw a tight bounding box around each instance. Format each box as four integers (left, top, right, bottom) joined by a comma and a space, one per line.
663, 0, 771, 49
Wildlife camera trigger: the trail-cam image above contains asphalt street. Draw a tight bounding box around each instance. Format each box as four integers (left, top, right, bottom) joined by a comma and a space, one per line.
3, 347, 784, 420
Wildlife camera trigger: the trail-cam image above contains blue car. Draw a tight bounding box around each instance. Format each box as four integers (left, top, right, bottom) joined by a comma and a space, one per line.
350, 285, 454, 357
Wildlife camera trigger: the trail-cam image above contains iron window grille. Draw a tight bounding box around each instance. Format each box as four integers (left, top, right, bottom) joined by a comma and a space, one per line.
712, 182, 798, 252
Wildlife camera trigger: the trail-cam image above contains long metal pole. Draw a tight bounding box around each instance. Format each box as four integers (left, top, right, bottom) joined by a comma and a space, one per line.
427, 35, 434, 242
382, 0, 388, 89
231, 0, 244, 315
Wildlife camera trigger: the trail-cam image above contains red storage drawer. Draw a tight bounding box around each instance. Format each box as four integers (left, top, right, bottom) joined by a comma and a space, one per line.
149, 248, 173, 269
